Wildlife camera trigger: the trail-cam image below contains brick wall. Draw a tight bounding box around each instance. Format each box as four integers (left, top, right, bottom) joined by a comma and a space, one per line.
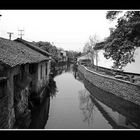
78, 65, 140, 106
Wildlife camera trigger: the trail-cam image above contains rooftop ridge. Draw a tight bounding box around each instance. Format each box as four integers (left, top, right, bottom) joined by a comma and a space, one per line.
14, 38, 52, 57
0, 37, 49, 67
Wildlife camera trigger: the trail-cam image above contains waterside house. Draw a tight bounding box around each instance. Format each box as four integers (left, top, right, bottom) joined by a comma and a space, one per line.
0, 37, 51, 129
58, 50, 68, 62
14, 38, 52, 97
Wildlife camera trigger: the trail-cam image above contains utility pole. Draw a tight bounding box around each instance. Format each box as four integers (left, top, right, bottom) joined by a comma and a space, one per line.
7, 32, 13, 40
18, 29, 24, 39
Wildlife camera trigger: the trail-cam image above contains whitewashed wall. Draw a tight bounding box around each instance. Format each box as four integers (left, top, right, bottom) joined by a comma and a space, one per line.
123, 48, 140, 73
97, 48, 140, 74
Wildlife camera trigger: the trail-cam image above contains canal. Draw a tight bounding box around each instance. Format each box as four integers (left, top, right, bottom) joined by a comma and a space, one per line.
29, 63, 140, 129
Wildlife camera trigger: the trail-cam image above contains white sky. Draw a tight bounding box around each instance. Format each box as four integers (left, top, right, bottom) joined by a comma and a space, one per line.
0, 10, 117, 52
0, 10, 139, 73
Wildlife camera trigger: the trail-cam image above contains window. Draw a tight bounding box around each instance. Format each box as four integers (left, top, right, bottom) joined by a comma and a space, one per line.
20, 65, 25, 79
0, 64, 4, 77
40, 65, 43, 79
0, 81, 5, 98
46, 63, 48, 75
29, 64, 36, 74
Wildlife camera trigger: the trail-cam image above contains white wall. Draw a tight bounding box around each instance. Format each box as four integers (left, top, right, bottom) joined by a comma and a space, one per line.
97, 48, 140, 74
123, 47, 140, 73
97, 50, 113, 69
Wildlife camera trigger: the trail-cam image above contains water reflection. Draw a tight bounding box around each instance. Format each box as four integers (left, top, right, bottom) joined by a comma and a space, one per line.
51, 62, 73, 78
78, 89, 95, 126
29, 77, 58, 129
78, 71, 140, 129
29, 63, 140, 129
72, 64, 78, 79
48, 76, 58, 98
29, 63, 73, 129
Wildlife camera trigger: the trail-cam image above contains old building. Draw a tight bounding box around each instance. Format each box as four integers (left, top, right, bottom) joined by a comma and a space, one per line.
58, 50, 68, 62
14, 38, 52, 97
77, 52, 92, 65
0, 37, 51, 129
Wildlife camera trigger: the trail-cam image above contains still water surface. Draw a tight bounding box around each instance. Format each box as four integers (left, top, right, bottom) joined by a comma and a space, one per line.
30, 64, 140, 129
44, 64, 140, 129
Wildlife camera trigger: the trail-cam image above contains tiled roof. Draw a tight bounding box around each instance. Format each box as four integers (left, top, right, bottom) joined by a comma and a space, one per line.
14, 38, 52, 57
94, 42, 105, 50
0, 37, 49, 67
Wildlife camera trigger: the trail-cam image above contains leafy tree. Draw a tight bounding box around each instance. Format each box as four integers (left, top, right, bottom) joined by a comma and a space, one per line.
104, 11, 140, 69
83, 42, 92, 53
35, 41, 58, 55
58, 47, 64, 51
76, 52, 82, 57
106, 11, 123, 21
66, 50, 80, 62
35, 41, 60, 61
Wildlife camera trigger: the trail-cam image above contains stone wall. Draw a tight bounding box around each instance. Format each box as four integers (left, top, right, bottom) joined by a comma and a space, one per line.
14, 86, 31, 128
0, 64, 31, 129
78, 65, 140, 106
0, 76, 15, 129
0, 96, 9, 128
0, 60, 51, 129
78, 71, 140, 126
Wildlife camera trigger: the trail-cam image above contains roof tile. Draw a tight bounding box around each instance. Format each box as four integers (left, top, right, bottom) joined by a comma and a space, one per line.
0, 37, 49, 67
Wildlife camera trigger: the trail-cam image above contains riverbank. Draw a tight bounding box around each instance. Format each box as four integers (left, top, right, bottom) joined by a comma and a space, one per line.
78, 71, 140, 128
22, 63, 140, 129
78, 64, 140, 106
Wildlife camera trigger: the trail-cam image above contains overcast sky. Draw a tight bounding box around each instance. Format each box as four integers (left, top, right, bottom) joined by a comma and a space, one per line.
0, 10, 116, 52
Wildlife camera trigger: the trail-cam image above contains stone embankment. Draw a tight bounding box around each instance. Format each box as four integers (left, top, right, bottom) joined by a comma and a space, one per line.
78, 65, 140, 106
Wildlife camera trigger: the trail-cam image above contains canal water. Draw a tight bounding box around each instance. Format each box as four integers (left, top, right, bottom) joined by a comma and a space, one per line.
30, 63, 140, 129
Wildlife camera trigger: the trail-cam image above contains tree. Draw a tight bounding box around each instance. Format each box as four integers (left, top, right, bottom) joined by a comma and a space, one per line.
83, 41, 94, 65
83, 35, 99, 66
104, 11, 140, 69
83, 42, 92, 53
66, 50, 80, 62
35, 41, 59, 61
89, 35, 100, 67
106, 11, 123, 21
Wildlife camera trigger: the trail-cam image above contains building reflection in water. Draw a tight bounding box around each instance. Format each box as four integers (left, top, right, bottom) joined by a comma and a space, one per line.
78, 71, 140, 129
29, 63, 73, 129
28, 63, 140, 129
29, 76, 58, 129
51, 62, 73, 78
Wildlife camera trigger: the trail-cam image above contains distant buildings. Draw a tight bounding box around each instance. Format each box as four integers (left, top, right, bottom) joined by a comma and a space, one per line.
0, 37, 52, 128
77, 42, 108, 67
58, 50, 68, 62
77, 52, 92, 62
